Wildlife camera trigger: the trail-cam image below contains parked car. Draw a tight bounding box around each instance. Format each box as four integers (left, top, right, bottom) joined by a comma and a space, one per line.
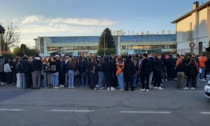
204, 81, 210, 98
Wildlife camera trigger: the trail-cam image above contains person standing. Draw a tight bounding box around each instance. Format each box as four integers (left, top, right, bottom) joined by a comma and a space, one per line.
198, 53, 207, 81
103, 57, 115, 91
49, 57, 59, 88
176, 56, 187, 89
185, 58, 198, 89
89, 58, 97, 90
4, 59, 12, 85
31, 55, 42, 89
124, 56, 135, 91
59, 57, 66, 88
67, 58, 77, 89
140, 54, 152, 92
153, 54, 163, 90
148, 53, 155, 88
116, 57, 124, 91
16, 59, 25, 88
97, 58, 105, 89
42, 57, 49, 88
23, 56, 32, 89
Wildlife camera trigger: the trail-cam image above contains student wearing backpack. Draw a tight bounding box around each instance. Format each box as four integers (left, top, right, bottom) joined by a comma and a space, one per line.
140, 54, 152, 92
116, 57, 124, 91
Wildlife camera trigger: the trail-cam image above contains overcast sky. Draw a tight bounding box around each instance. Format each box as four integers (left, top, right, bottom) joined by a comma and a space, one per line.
0, 0, 208, 47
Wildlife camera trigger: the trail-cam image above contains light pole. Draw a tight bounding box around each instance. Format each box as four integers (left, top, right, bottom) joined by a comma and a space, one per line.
104, 31, 106, 56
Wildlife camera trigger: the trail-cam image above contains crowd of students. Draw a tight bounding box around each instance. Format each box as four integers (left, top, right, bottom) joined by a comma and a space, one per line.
0, 53, 209, 91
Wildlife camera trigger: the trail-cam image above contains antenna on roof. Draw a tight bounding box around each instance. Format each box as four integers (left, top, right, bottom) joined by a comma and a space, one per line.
141, 31, 144, 35
162, 30, 165, 34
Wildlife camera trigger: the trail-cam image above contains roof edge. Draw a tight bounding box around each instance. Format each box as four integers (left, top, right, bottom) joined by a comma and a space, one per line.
172, 1, 210, 23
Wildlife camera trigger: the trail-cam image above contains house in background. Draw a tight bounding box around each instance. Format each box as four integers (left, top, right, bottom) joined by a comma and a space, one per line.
172, 1, 210, 55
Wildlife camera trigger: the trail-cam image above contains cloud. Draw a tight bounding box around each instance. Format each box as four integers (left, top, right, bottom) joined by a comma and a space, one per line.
21, 15, 117, 26
21, 16, 45, 25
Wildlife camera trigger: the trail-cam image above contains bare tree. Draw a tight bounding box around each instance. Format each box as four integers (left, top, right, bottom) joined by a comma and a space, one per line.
2, 23, 20, 52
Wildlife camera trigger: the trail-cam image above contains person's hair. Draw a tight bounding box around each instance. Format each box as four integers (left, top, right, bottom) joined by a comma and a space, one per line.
118, 57, 122, 62
42, 57, 48, 63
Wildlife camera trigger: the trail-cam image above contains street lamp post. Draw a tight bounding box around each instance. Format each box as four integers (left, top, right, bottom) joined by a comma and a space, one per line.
104, 31, 106, 56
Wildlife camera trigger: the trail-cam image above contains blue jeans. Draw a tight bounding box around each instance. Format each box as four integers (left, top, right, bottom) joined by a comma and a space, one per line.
68, 70, 75, 88
200, 68, 206, 79
81, 72, 89, 87
16, 73, 26, 88
117, 72, 124, 89
51, 72, 59, 87
43, 72, 48, 88
98, 71, 105, 88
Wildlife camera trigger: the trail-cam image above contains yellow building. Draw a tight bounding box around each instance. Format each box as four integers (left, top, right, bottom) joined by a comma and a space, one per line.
172, 1, 210, 55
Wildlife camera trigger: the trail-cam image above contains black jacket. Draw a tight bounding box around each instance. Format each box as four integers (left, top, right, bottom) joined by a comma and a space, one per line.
23, 60, 32, 73
153, 58, 162, 72
49, 61, 59, 73
103, 60, 115, 74
32, 57, 42, 71
124, 58, 135, 75
140, 58, 152, 75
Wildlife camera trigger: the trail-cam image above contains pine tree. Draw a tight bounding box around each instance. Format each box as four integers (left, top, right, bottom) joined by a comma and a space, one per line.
97, 28, 116, 55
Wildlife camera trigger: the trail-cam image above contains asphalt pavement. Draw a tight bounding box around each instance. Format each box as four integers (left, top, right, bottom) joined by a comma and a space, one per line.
0, 80, 210, 126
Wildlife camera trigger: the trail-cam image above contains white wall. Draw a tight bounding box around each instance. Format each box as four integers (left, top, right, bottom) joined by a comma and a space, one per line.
176, 6, 210, 55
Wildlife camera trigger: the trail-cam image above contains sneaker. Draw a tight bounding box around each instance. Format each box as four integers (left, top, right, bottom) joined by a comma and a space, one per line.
154, 86, 158, 89
119, 89, 124, 91
107, 87, 110, 91
111, 87, 115, 91
146, 89, 149, 92
174, 78, 177, 81
100, 87, 104, 90
140, 89, 145, 91
190, 87, 196, 90
183, 87, 189, 90
157, 87, 163, 90
201, 79, 206, 82
59, 85, 64, 88
54, 87, 59, 89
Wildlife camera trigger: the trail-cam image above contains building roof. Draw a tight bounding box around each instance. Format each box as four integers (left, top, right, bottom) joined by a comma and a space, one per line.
172, 1, 210, 23
42, 34, 176, 43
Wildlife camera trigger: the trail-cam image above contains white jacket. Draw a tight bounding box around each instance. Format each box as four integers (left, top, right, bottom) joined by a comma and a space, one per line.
4, 63, 12, 72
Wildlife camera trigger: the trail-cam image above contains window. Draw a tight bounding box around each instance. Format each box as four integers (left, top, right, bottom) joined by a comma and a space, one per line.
121, 46, 126, 50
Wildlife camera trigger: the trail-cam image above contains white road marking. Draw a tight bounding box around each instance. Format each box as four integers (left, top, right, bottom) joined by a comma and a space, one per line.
50, 110, 94, 113
120, 111, 171, 114
0, 109, 24, 112
201, 112, 210, 115
175, 91, 203, 93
